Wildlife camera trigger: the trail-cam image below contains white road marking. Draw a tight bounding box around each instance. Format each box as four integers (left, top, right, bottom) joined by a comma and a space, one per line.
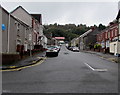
2, 90, 11, 93
84, 63, 107, 72
84, 63, 95, 71
95, 69, 107, 72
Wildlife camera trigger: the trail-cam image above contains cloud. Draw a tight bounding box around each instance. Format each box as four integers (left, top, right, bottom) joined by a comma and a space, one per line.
1, 2, 118, 26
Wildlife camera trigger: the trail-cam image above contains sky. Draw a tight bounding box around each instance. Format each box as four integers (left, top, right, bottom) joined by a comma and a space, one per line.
1, 1, 120, 26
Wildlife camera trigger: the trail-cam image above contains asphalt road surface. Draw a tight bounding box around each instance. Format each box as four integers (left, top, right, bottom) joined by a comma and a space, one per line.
2, 45, 118, 93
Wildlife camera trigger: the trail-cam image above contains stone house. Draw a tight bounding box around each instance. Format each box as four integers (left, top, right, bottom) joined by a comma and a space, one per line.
79, 28, 102, 50
71, 37, 79, 47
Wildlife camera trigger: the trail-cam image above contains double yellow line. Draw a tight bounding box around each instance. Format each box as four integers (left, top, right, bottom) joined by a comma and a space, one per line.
0, 57, 47, 72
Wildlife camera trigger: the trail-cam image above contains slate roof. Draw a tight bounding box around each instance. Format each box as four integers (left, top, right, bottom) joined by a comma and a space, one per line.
116, 10, 120, 20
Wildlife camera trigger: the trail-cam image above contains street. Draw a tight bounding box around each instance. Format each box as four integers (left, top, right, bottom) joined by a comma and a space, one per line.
2, 45, 118, 93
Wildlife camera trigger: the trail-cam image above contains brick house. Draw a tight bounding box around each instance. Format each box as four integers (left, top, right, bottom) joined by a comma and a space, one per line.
97, 22, 119, 54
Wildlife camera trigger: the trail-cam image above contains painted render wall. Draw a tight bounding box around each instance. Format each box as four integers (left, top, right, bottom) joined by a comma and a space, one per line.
118, 18, 120, 40
0, 6, 2, 95
110, 41, 120, 54
15, 19, 33, 51
11, 7, 32, 27
9, 16, 17, 53
2, 8, 9, 53
2, 7, 33, 53
0, 6, 2, 53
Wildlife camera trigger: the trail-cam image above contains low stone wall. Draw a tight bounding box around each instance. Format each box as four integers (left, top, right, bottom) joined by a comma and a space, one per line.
2, 54, 20, 65
88, 48, 109, 53
2, 48, 46, 65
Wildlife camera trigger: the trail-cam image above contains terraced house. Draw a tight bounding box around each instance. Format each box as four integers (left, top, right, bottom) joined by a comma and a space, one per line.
1, 5, 46, 64
97, 18, 120, 56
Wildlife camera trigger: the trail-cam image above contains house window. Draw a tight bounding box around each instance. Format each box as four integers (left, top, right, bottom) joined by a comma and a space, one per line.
25, 28, 27, 39
17, 23, 20, 36
108, 31, 110, 38
17, 23, 20, 30
111, 30, 114, 38
115, 28, 118, 37
105, 32, 108, 39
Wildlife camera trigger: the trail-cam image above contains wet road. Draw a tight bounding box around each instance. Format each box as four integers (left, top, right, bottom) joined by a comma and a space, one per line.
2, 45, 118, 93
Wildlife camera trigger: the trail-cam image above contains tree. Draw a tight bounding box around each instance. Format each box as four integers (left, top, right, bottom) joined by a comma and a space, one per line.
43, 23, 102, 42
98, 24, 106, 30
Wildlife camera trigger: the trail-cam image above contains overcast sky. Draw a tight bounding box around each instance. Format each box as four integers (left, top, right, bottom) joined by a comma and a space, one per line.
1, 1, 119, 26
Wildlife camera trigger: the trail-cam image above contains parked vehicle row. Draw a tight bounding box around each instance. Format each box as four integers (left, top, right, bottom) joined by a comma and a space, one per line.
45, 45, 61, 57
67, 46, 79, 52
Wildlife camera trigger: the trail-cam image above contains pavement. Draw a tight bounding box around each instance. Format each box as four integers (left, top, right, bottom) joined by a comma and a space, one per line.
81, 50, 119, 63
1, 51, 46, 71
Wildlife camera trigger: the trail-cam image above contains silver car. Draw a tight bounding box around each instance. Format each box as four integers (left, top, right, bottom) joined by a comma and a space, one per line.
46, 46, 59, 57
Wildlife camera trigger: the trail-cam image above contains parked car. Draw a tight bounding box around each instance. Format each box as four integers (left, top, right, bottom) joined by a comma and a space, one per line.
46, 46, 59, 57
68, 46, 75, 51
72, 47, 79, 52
55, 45, 61, 52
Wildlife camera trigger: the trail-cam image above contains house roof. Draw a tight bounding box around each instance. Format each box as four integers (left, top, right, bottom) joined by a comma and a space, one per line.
15, 17, 30, 27
31, 14, 42, 24
10, 6, 43, 26
116, 10, 120, 20
10, 6, 30, 16
1, 5, 31, 28
79, 29, 93, 38
0, 5, 9, 15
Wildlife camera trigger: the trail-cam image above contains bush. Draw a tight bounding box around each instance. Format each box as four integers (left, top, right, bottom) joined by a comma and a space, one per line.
97, 44, 101, 48
94, 44, 101, 49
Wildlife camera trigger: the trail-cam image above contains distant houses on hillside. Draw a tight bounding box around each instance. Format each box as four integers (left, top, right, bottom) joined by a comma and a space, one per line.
70, 10, 120, 56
